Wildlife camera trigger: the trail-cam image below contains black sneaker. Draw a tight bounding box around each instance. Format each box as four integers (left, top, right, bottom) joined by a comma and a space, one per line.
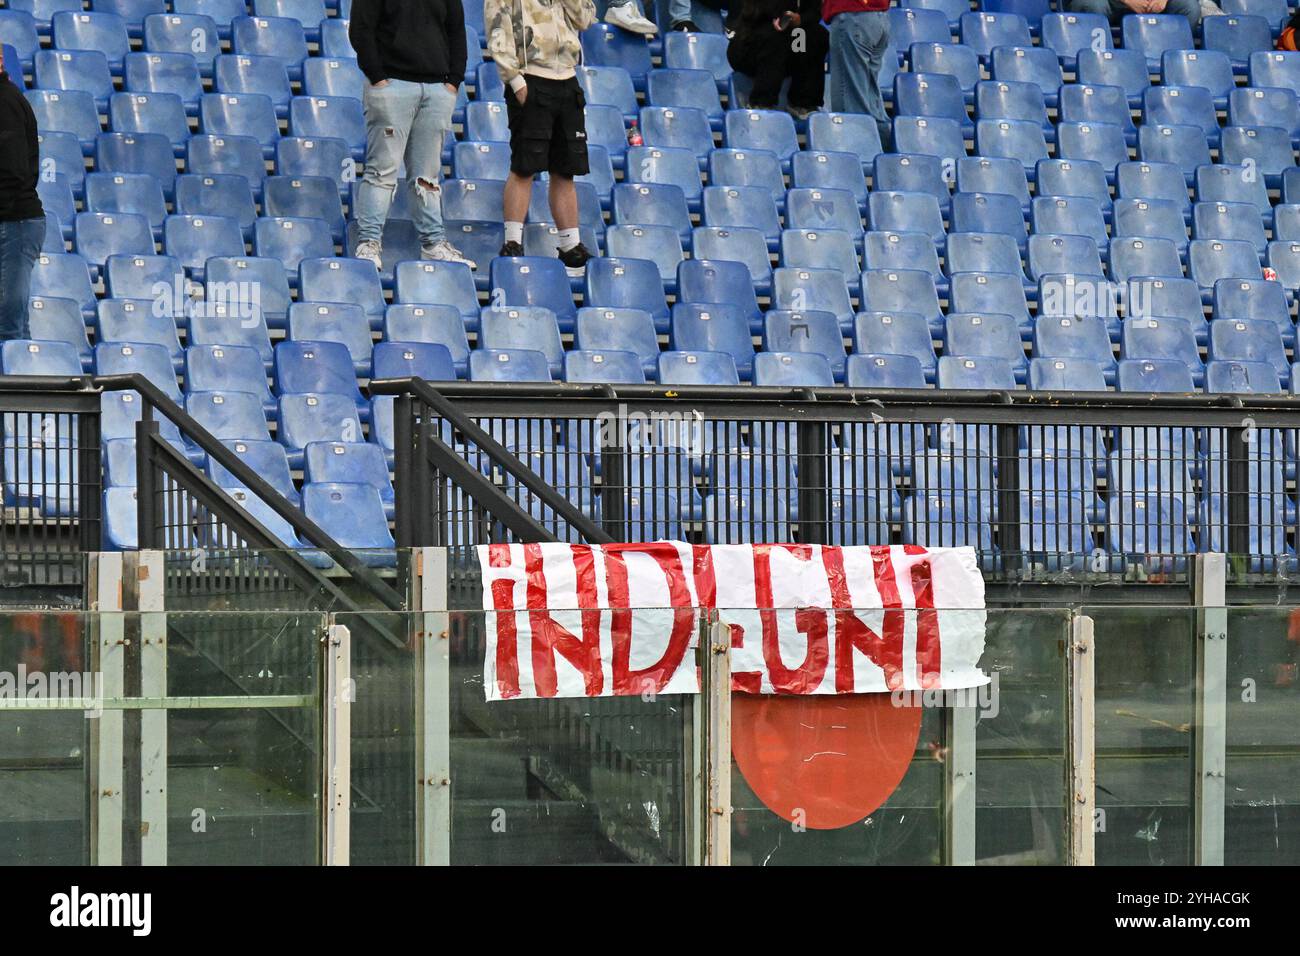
557, 241, 594, 272
498, 239, 524, 257
671, 19, 698, 30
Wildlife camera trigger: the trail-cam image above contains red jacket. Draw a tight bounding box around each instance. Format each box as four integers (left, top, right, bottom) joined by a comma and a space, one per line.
823, 0, 890, 22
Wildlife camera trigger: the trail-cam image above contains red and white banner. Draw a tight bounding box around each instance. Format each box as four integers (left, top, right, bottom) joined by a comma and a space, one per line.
478, 542, 988, 701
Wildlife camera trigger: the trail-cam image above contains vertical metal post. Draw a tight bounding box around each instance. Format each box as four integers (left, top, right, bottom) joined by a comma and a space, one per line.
599, 414, 627, 540
134, 418, 161, 549
1194, 552, 1227, 866
1225, 428, 1251, 560
703, 613, 731, 865
393, 395, 414, 548
88, 552, 125, 866
322, 623, 352, 866
996, 421, 1022, 579
137, 549, 167, 866
77, 405, 102, 552
1068, 613, 1096, 866
414, 547, 451, 865
796, 419, 828, 545
942, 702, 977, 865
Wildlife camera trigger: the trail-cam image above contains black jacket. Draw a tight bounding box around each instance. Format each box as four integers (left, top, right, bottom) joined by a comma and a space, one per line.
0, 71, 43, 223
349, 0, 468, 87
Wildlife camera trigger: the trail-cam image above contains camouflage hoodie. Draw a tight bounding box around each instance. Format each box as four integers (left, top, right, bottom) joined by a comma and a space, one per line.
485, 0, 597, 86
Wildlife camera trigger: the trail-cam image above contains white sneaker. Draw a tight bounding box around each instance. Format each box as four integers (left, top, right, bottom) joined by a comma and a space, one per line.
355, 239, 382, 270
604, 3, 658, 35
421, 239, 477, 270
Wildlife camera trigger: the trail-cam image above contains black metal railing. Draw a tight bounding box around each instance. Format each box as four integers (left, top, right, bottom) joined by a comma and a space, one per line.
374, 379, 1300, 584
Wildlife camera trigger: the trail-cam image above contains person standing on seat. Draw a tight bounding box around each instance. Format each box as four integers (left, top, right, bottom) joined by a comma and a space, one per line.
1067, 0, 1201, 30
0, 46, 45, 342
488, 0, 598, 273
350, 0, 476, 271
726, 0, 829, 120
823, 0, 891, 146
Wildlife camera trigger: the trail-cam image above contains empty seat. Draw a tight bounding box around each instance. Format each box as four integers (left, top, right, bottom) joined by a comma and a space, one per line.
1144, 86, 1219, 148
1165, 49, 1235, 107
265, 176, 346, 244
662, 30, 731, 86
937, 353, 1018, 390
973, 116, 1049, 170
1213, 277, 1292, 342
1122, 13, 1193, 69
488, 256, 577, 331
640, 105, 713, 164
852, 306, 939, 379
945, 310, 1028, 380
214, 52, 291, 115
581, 23, 651, 88
724, 109, 798, 165
30, 252, 95, 316
230, 15, 308, 80
253, 217, 335, 280
1035, 157, 1112, 214
1204, 359, 1282, 394
302, 55, 364, 101
96, 132, 177, 198
893, 71, 970, 134
1121, 316, 1203, 384
287, 301, 374, 375
752, 352, 835, 387
1113, 197, 1189, 256
1110, 236, 1183, 284
73, 211, 154, 271
35, 49, 114, 112
611, 182, 692, 240
1031, 195, 1109, 252
289, 95, 366, 160
562, 349, 645, 384
393, 260, 478, 326
669, 302, 756, 380
845, 352, 928, 388
948, 272, 1031, 332
707, 147, 785, 204
1057, 120, 1129, 179
891, 6, 952, 52
656, 350, 740, 386
762, 309, 847, 381
1229, 87, 1300, 148
1078, 48, 1150, 105
1203, 13, 1273, 71
772, 267, 853, 331
892, 114, 966, 162
873, 152, 952, 216
861, 269, 944, 335
959, 10, 1032, 60
1189, 238, 1263, 292
1059, 82, 1136, 145
863, 230, 946, 287
1209, 318, 1289, 383
187, 299, 274, 366
301, 481, 394, 563
1033, 313, 1116, 377
143, 13, 222, 78
205, 256, 291, 328
273, 339, 365, 410
103, 252, 184, 304
205, 438, 298, 503
806, 111, 884, 167
957, 155, 1031, 211
1117, 356, 1195, 392
51, 11, 129, 74
28, 296, 91, 367
574, 307, 660, 376
781, 230, 861, 293
163, 214, 246, 280
1220, 124, 1297, 187
298, 255, 384, 324
584, 256, 671, 331
991, 44, 1063, 103
1027, 234, 1105, 281
950, 191, 1028, 250
185, 343, 273, 410
946, 231, 1028, 284
1194, 201, 1268, 256
785, 186, 864, 244
676, 258, 760, 330
1041, 11, 1111, 70
1126, 275, 1204, 325
186, 389, 271, 442
188, 133, 269, 197
1117, 160, 1191, 218
371, 341, 455, 383
867, 190, 946, 245
109, 91, 190, 156
1, 339, 84, 376
1027, 355, 1108, 390
27, 89, 100, 154
646, 67, 723, 128
479, 305, 564, 376
467, 348, 553, 383
95, 300, 182, 367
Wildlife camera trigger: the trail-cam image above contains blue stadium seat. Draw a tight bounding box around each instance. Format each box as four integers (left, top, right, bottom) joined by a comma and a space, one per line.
382, 304, 469, 375
1122, 13, 1193, 70
1028, 355, 1108, 390
371, 341, 455, 383
945, 311, 1028, 381
276, 136, 355, 199
806, 111, 884, 167
301, 482, 394, 564
1057, 120, 1129, 180
51, 11, 129, 74
186, 389, 271, 442
479, 305, 564, 376
1230, 88, 1300, 148
463, 101, 509, 144
579, 259, 668, 334
94, 300, 183, 369
290, 95, 366, 161
583, 104, 628, 169
298, 255, 384, 326
274, 340, 365, 417
611, 182, 692, 240
946, 231, 1028, 286
1034, 158, 1112, 217
852, 309, 937, 380
1268, 239, 1300, 289
640, 105, 713, 165
318, 15, 354, 57
785, 186, 864, 245
489, 256, 577, 332
677, 258, 760, 331
186, 343, 273, 410
863, 230, 946, 289
908, 42, 981, 99
959, 10, 1032, 61
104, 252, 183, 304
975, 78, 1050, 132
253, 217, 335, 281
861, 270, 944, 336
950, 191, 1028, 251
441, 178, 505, 223
578, 64, 637, 122
205, 256, 291, 328
781, 230, 861, 294
215, 52, 292, 116
647, 68, 723, 129
94, 342, 179, 400
190, 134, 269, 198
84, 173, 167, 240
288, 301, 374, 375
656, 350, 739, 386
867, 190, 946, 245
574, 306, 659, 376
1077, 48, 1150, 105
0, 10, 39, 72
1116, 357, 1194, 394
35, 49, 113, 111
1117, 160, 1191, 218
265, 176, 346, 244
625, 145, 703, 207
28, 296, 91, 367
707, 148, 786, 205
949, 271, 1031, 333
30, 252, 95, 316
1163, 49, 1235, 108
96, 131, 178, 199
452, 141, 511, 182
73, 212, 153, 275
1033, 314, 1116, 380
203, 438, 298, 503
605, 224, 684, 287
973, 115, 1049, 170
1121, 317, 1203, 384
893, 70, 970, 136
26, 89, 99, 154
772, 267, 853, 331
109, 91, 191, 157
187, 299, 274, 365
1109, 236, 1183, 283
302, 56, 364, 101
662, 30, 731, 88
1127, 275, 1204, 326
669, 302, 755, 380
937, 354, 1018, 389
1189, 238, 1263, 294
1113, 197, 1189, 256
1204, 359, 1282, 394
1041, 12, 1111, 70
37, 176, 76, 240
1027, 234, 1104, 281
891, 6, 952, 51
252, 0, 327, 38
581, 23, 652, 89
1144, 86, 1219, 148
761, 309, 847, 381
0, 339, 83, 376
562, 349, 645, 384
892, 114, 966, 163
791, 150, 868, 211
1212, 277, 1292, 344
1195, 200, 1268, 256
467, 348, 553, 383
163, 214, 246, 281
172, 0, 245, 36
1059, 82, 1136, 146
304, 442, 394, 522
173, 175, 258, 241
991, 44, 1063, 104
873, 152, 952, 217
956, 155, 1031, 212
393, 260, 478, 329
143, 13, 221, 78
1220, 124, 1297, 188
845, 351, 928, 388
1209, 318, 1289, 384
752, 352, 835, 387
1204, 14, 1274, 72
200, 92, 280, 157
231, 15, 308, 80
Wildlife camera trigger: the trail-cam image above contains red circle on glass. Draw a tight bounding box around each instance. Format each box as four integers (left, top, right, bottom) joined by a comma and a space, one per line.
731, 693, 922, 830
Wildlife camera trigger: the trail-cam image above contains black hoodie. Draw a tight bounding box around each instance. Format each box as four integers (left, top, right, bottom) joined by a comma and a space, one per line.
349, 0, 468, 87
0, 70, 43, 223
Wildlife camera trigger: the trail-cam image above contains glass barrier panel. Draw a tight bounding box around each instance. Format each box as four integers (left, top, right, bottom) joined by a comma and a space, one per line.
1088, 605, 1196, 865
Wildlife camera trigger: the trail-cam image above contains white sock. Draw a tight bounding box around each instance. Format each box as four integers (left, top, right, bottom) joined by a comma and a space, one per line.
504, 221, 524, 244
557, 227, 580, 251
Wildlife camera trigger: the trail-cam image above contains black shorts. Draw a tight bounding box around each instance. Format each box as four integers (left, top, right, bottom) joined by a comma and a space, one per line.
505, 74, 590, 178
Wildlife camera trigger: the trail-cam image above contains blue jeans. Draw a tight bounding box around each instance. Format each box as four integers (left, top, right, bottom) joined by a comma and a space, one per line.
828, 10, 891, 144
355, 79, 456, 246
1068, 0, 1201, 27
0, 217, 45, 342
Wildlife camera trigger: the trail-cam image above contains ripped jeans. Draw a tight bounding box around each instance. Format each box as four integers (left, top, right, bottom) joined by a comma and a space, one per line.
355, 78, 456, 246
